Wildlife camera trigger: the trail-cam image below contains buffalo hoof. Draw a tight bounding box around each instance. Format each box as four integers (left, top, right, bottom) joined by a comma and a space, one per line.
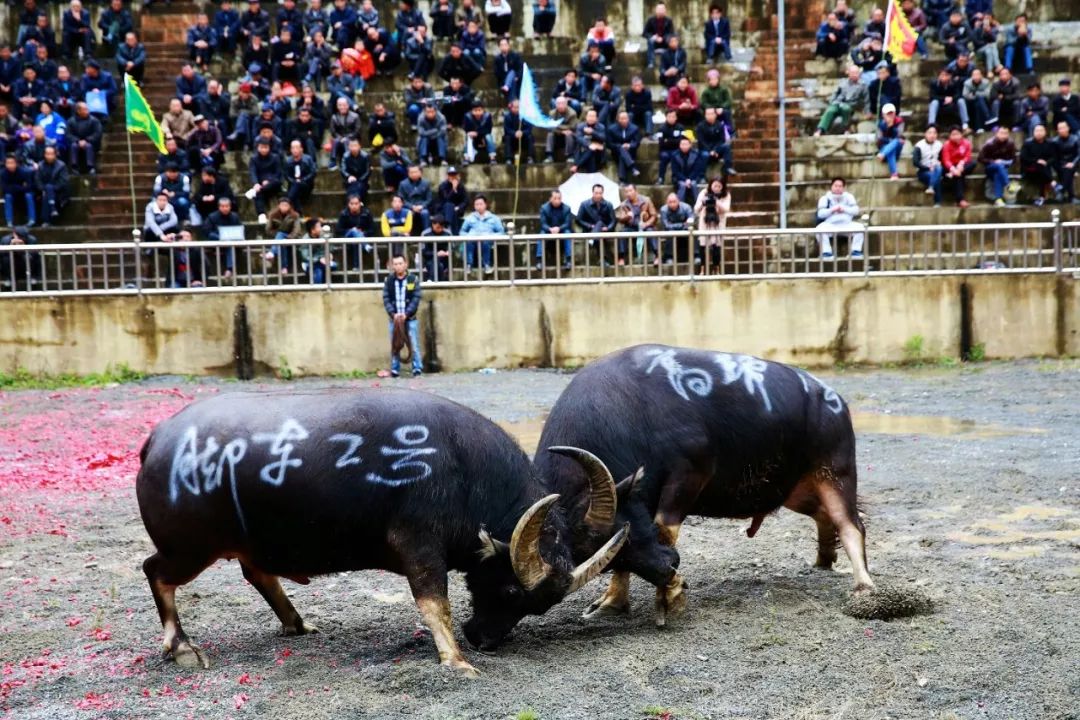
445, 658, 481, 679
170, 641, 210, 669
282, 620, 319, 636
654, 575, 689, 628
582, 599, 630, 619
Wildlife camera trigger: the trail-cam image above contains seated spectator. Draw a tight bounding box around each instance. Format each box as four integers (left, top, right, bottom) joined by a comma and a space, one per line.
0, 47, 19, 105
439, 45, 481, 86
201, 196, 241, 277
363, 24, 401, 75
868, 62, 902, 116
34, 144, 68, 225
814, 65, 867, 136
61, 0, 95, 61
616, 184, 657, 264
570, 136, 606, 174
328, 97, 361, 169
242, 36, 270, 74
440, 77, 475, 127
1003, 14, 1032, 74
303, 31, 335, 89
66, 101, 100, 174
18, 125, 53, 171
850, 34, 883, 85
28, 44, 58, 86
591, 76, 622, 125
899, 0, 929, 59
544, 96, 578, 162
226, 82, 260, 147
978, 124, 1017, 206
340, 137, 371, 200
2, 154, 36, 227
416, 103, 449, 166
98, 0, 133, 54
460, 193, 503, 274
928, 68, 970, 132
396, 0, 427, 52
643, 3, 675, 71
1020, 124, 1054, 206
576, 183, 617, 265
162, 98, 196, 147
695, 106, 734, 176
115, 31, 146, 83
358, 0, 381, 33
143, 191, 179, 243
939, 11, 972, 61
586, 17, 616, 64
175, 64, 207, 113
214, 0, 242, 54
694, 176, 731, 271
834, 0, 857, 31
26, 15, 59, 62
485, 0, 513, 37
302, 0, 329, 40
963, 67, 993, 131
913, 125, 944, 206
196, 81, 231, 134
923, 0, 953, 34
283, 139, 317, 211
971, 12, 1000, 72
578, 45, 609, 96
433, 166, 468, 233
493, 37, 523, 101
704, 5, 732, 63
536, 189, 573, 270
186, 13, 217, 72
252, 115, 284, 154
658, 192, 693, 265
459, 19, 487, 71
550, 69, 585, 114
815, 13, 849, 60
421, 214, 452, 281
624, 76, 654, 134
327, 61, 362, 111
327, 0, 358, 47
397, 164, 432, 230
1052, 79, 1080, 133
571, 107, 605, 158
378, 142, 411, 192
13, 66, 46, 122
700, 69, 735, 131
431, 0, 456, 40
186, 114, 224, 170
945, 52, 974, 82
263, 197, 303, 273
0, 106, 15, 159
242, 63, 271, 100
1020, 82, 1050, 137
35, 100, 66, 149
404, 24, 435, 80
247, 138, 282, 220
153, 162, 192, 222
941, 125, 976, 208
368, 102, 399, 146
78, 60, 117, 119
533, 0, 557, 37
49, 65, 79, 120
240, 0, 272, 43
670, 136, 703, 204
607, 111, 642, 182
503, 99, 534, 164
875, 104, 904, 180
286, 106, 322, 159
965, 0, 992, 24
862, 6, 885, 40
1053, 120, 1078, 204
191, 166, 233, 228
463, 103, 497, 164
270, 26, 303, 84
0, 224, 41, 285
666, 76, 701, 127
336, 193, 375, 271
656, 108, 686, 183
814, 176, 863, 260
659, 35, 687, 89
992, 66, 1022, 130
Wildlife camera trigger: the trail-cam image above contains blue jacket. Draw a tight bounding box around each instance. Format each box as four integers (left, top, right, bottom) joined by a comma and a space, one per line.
116, 42, 147, 70
576, 199, 615, 232
186, 25, 217, 51
1, 165, 36, 194
704, 17, 731, 46
461, 210, 505, 235
539, 201, 573, 233
213, 9, 241, 39
503, 110, 533, 137
176, 73, 207, 100
462, 111, 493, 137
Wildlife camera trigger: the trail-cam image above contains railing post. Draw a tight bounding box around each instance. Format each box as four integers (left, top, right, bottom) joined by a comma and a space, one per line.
861, 213, 871, 276
132, 228, 143, 296
321, 224, 333, 290
688, 225, 696, 281
1051, 209, 1062, 272
506, 221, 516, 284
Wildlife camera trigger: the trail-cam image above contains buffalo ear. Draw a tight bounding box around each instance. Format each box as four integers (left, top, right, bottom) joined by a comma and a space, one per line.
477, 527, 509, 561
615, 466, 645, 499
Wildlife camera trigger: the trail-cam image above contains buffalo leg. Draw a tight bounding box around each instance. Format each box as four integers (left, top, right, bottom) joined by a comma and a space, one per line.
653, 518, 689, 627
818, 481, 874, 591
143, 552, 213, 669
583, 571, 632, 618
400, 550, 478, 678
240, 562, 318, 636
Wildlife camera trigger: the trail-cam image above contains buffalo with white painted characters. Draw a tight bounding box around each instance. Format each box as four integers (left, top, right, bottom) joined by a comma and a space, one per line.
534, 344, 874, 626
136, 388, 628, 676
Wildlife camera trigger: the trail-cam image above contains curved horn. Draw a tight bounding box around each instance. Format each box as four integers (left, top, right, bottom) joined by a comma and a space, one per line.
567, 523, 630, 595
615, 466, 645, 496
547, 446, 616, 533
509, 494, 560, 591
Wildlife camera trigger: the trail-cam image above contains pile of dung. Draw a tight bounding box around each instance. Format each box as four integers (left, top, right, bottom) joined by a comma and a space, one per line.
842, 581, 935, 620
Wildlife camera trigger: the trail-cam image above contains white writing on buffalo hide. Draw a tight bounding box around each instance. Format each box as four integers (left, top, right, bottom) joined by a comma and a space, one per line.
644, 348, 714, 401
714, 353, 773, 413
168, 426, 251, 531
365, 425, 437, 487
796, 370, 845, 414
251, 419, 310, 486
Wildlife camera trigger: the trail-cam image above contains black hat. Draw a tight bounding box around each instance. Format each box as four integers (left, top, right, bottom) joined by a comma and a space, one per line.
1060, 78, 1072, 86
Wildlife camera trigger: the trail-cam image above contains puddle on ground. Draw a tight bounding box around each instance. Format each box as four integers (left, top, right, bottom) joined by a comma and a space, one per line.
948, 504, 1080, 551
498, 418, 547, 451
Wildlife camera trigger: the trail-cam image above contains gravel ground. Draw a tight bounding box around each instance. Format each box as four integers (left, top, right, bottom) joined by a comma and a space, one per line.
1, 360, 1077, 720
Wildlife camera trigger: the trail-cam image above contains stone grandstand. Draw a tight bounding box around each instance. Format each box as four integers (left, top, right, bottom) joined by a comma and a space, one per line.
2, 0, 1078, 282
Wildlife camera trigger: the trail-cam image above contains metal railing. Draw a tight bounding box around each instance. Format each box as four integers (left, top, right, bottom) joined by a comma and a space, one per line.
1, 215, 1076, 297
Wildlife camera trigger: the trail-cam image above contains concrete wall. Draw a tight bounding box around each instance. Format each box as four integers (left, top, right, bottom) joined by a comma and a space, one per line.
0, 274, 1075, 377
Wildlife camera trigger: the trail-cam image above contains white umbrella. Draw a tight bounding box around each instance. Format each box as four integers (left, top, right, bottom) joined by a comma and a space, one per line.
558, 172, 622, 216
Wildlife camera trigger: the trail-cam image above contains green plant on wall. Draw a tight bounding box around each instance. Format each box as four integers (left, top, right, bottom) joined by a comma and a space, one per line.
902, 335, 925, 364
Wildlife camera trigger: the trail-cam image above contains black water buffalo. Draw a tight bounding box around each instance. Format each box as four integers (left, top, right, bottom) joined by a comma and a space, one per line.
535, 344, 874, 625
137, 388, 627, 676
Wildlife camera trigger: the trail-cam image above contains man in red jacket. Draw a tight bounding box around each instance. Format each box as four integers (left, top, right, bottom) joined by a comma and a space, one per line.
941, 125, 976, 208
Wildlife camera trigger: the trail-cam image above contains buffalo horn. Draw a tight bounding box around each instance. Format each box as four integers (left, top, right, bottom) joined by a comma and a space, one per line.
615, 466, 645, 495
509, 494, 560, 591
567, 523, 630, 594
547, 446, 616, 533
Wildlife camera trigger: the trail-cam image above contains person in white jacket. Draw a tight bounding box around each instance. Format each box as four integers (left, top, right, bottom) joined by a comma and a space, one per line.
814, 177, 864, 259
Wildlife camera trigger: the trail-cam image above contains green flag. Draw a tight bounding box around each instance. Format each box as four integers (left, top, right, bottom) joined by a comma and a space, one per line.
124, 75, 166, 154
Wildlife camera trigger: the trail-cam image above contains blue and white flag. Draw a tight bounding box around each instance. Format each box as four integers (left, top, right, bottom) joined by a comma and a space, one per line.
519, 63, 563, 130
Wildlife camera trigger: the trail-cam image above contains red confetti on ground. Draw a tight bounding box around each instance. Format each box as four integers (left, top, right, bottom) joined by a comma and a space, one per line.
233, 692, 249, 710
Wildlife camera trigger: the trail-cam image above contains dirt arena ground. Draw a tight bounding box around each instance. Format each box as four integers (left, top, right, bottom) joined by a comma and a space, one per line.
1, 361, 1077, 720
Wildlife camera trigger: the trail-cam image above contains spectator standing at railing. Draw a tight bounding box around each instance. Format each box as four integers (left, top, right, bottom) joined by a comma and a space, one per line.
1020, 82, 1050, 138
616, 184, 657, 264
658, 192, 693, 266
533, 0, 557, 37
963, 67, 993, 131
1003, 14, 1033, 75
875, 104, 904, 180
1053, 120, 1079, 204
814, 13, 850, 61
382, 252, 423, 377
813, 177, 863, 260
263, 196, 303, 273
814, 65, 867, 136
340, 137, 371, 201
34, 145, 68, 226
1020, 124, 1055, 207
0, 225, 40, 285
398, 164, 433, 231
992, 66, 1022, 130
659, 35, 687, 89
642, 2, 675, 71
913, 125, 944, 206
536, 189, 573, 270
977, 124, 1016, 207
460, 193, 503, 275
201, 196, 241, 278
971, 13, 1000, 73
421, 214, 453, 281
433, 166, 469, 233
694, 176, 730, 272
1053, 79, 1080, 133
704, 5, 733, 63
941, 125, 976, 208
299, 217, 336, 283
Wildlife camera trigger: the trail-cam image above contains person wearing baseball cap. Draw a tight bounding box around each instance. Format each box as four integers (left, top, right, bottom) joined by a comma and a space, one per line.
876, 103, 905, 180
